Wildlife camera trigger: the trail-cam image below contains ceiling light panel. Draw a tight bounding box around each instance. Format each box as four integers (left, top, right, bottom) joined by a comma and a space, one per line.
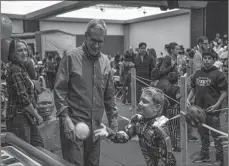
1, 1, 62, 15
57, 5, 179, 21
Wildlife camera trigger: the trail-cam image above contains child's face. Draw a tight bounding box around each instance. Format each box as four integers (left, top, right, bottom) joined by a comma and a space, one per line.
137, 92, 162, 118
202, 55, 215, 69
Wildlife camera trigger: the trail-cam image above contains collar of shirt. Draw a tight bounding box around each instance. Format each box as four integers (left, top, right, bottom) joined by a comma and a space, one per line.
11, 60, 27, 72
82, 42, 101, 61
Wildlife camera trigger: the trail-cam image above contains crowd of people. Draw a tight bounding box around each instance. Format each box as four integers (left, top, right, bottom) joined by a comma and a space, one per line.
107, 34, 228, 166
109, 34, 228, 104
1, 18, 228, 166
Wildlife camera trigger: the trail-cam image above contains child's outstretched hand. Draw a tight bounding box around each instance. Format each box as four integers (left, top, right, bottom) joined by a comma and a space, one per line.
206, 103, 220, 113
94, 123, 109, 139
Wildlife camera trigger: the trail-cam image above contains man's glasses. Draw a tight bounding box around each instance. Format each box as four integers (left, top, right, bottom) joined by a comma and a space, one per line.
88, 35, 104, 46
202, 42, 209, 45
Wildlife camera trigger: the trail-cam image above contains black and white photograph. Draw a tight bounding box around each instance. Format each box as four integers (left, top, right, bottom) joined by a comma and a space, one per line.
1, 1, 228, 166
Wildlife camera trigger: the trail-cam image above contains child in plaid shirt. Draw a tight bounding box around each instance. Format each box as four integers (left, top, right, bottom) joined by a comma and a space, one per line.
95, 87, 176, 166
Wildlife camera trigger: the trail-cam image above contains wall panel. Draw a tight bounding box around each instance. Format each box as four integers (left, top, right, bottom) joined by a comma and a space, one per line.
129, 13, 191, 57
40, 21, 124, 35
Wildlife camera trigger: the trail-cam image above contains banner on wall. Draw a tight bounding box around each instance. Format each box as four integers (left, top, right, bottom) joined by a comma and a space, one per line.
37, 30, 76, 59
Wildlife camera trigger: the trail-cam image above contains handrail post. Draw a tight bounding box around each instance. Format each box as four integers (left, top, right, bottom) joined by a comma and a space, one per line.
131, 68, 137, 115
180, 76, 188, 166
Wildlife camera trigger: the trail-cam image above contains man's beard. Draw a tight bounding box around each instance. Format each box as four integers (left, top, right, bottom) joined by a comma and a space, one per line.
202, 46, 208, 52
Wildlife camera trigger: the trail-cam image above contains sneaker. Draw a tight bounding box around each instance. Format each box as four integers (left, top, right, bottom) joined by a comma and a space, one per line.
192, 156, 211, 163
208, 161, 224, 166
188, 136, 199, 142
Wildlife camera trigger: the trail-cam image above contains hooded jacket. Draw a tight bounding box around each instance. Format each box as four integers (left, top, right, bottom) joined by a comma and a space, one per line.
191, 66, 228, 116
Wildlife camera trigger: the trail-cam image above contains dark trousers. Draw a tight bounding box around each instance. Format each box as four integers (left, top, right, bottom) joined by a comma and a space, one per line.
122, 75, 131, 103
198, 114, 224, 162
59, 119, 100, 166
6, 113, 44, 147
46, 71, 56, 90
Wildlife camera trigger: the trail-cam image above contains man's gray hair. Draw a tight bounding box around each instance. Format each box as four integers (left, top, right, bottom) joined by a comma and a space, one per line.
85, 19, 107, 36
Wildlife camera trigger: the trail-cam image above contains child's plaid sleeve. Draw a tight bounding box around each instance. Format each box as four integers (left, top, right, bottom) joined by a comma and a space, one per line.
106, 121, 136, 143
106, 114, 141, 143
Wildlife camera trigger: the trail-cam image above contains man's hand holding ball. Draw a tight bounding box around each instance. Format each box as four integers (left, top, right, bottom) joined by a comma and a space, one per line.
63, 116, 90, 141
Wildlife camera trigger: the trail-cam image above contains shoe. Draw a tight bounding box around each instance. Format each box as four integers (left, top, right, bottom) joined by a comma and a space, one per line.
172, 147, 181, 152
188, 136, 199, 142
192, 156, 211, 163
209, 161, 224, 166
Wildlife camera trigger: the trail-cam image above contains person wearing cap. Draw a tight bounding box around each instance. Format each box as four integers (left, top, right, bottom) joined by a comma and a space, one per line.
187, 48, 228, 166
53, 19, 118, 166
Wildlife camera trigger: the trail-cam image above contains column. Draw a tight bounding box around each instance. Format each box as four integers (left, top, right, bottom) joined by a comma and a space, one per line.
123, 24, 130, 52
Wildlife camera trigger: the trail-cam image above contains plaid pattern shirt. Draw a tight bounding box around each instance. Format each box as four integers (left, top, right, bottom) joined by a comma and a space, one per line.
6, 61, 37, 120
107, 115, 176, 166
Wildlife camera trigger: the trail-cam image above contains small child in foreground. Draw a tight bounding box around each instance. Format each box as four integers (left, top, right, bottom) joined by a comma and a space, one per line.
95, 87, 176, 166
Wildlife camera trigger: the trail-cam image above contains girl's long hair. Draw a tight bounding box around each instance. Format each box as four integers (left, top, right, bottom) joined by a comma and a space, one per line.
8, 38, 29, 62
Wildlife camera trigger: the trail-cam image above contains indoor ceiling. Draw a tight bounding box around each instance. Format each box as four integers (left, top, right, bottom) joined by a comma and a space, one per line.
1, 1, 208, 22
1, 1, 178, 21
57, 4, 179, 20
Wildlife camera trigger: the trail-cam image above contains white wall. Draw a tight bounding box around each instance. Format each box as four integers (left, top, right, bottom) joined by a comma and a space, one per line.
129, 13, 191, 56
40, 21, 124, 36
11, 19, 23, 33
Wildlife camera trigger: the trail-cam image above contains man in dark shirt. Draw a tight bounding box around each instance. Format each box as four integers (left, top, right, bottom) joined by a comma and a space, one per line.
134, 42, 156, 103
54, 19, 118, 166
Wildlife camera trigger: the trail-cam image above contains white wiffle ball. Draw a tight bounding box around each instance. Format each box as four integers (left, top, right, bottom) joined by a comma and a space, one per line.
75, 122, 90, 140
